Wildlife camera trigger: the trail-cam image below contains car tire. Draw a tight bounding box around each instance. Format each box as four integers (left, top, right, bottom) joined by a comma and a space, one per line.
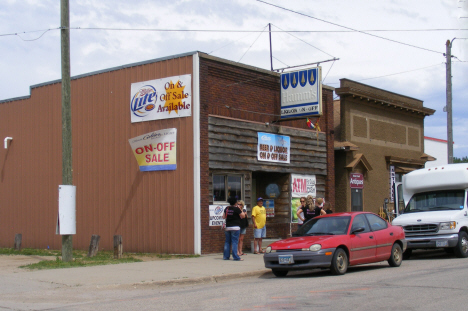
454, 231, 468, 258
388, 243, 403, 267
272, 269, 288, 277
403, 249, 412, 260
330, 248, 348, 275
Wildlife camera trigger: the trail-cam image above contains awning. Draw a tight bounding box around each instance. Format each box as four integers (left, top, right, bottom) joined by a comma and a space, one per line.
345, 153, 373, 172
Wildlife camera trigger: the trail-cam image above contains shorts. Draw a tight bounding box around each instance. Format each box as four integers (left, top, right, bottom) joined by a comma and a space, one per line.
240, 227, 247, 235
254, 226, 266, 239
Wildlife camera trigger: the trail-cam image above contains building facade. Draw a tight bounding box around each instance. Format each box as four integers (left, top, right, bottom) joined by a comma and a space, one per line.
334, 79, 435, 214
0, 52, 335, 254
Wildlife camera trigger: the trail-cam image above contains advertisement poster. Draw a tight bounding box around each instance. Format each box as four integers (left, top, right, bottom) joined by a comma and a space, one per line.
130, 74, 192, 123
264, 199, 275, 217
291, 198, 302, 223
257, 132, 290, 164
280, 67, 322, 119
209, 204, 227, 226
128, 128, 177, 172
291, 174, 316, 198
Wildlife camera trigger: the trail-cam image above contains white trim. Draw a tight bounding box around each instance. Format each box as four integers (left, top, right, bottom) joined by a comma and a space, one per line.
193, 53, 202, 255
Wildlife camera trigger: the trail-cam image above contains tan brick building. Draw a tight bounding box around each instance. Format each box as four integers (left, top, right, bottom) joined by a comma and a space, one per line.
334, 79, 435, 214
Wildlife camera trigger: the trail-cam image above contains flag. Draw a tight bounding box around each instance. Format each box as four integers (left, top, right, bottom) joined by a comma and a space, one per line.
306, 118, 315, 129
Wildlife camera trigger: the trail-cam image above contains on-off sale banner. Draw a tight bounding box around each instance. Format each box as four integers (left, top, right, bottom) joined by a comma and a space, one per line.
130, 74, 191, 123
128, 128, 177, 172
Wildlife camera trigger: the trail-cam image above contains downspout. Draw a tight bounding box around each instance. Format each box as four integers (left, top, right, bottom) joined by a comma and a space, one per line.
193, 53, 201, 255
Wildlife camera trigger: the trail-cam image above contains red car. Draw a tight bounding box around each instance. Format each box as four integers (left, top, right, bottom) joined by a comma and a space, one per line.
264, 212, 406, 277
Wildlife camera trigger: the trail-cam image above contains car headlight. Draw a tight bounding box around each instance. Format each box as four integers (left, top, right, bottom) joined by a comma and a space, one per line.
265, 246, 272, 253
440, 221, 456, 230
309, 244, 321, 252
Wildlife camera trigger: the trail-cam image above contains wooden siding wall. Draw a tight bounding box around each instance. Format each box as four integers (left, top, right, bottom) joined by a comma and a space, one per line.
0, 55, 195, 253
208, 116, 327, 175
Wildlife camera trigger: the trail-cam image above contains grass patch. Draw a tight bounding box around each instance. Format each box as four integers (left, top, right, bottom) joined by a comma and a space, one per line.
0, 248, 199, 270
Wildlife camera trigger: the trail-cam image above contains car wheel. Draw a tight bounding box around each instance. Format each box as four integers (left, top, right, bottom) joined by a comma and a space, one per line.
403, 249, 412, 260
388, 243, 403, 267
454, 231, 468, 258
330, 248, 348, 275
272, 269, 288, 277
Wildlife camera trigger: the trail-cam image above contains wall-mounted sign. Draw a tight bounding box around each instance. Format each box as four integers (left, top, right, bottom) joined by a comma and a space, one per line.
257, 132, 290, 163
130, 74, 192, 123
350, 173, 364, 189
264, 199, 275, 217
389, 166, 395, 202
128, 128, 177, 171
209, 204, 227, 226
266, 183, 280, 199
291, 174, 316, 198
280, 67, 322, 119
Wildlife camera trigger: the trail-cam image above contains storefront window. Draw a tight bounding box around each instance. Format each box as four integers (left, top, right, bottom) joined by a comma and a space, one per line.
213, 175, 242, 202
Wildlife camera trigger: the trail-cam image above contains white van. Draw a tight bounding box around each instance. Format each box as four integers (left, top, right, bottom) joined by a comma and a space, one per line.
392, 163, 468, 259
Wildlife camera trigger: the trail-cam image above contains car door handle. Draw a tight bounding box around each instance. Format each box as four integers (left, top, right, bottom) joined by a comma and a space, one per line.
369, 236, 374, 239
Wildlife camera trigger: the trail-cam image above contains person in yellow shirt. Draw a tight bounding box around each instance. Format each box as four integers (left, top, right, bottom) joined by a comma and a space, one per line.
251, 197, 267, 254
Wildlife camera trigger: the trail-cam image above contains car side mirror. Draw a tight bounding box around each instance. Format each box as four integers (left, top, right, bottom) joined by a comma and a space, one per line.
351, 227, 365, 235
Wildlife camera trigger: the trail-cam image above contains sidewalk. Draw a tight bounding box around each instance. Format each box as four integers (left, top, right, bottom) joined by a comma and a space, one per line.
1, 253, 270, 288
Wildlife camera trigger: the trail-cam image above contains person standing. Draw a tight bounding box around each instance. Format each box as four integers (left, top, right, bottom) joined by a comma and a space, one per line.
237, 200, 248, 256
223, 196, 245, 261
300, 195, 316, 223
314, 198, 326, 217
251, 197, 267, 254
324, 202, 333, 214
296, 197, 307, 229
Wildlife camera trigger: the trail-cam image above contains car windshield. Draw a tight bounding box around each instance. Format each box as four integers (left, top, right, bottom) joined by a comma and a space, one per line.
294, 216, 351, 237
404, 189, 465, 213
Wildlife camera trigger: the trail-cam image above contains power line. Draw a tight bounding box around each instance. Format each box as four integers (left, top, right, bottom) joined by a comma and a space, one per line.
254, 0, 445, 55
237, 25, 269, 63
2, 27, 468, 38
327, 63, 444, 84
272, 24, 335, 58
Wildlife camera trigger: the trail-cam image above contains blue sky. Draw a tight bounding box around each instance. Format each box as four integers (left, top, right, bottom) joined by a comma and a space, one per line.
1, 0, 467, 158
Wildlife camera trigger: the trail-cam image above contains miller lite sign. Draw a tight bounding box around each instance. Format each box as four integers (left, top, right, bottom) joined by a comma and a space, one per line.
350, 173, 364, 189
130, 74, 192, 123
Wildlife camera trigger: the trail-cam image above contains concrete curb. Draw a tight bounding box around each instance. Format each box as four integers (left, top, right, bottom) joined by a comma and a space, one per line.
126, 269, 271, 288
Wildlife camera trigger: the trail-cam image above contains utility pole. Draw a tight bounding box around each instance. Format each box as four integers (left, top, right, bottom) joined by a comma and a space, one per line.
445, 39, 454, 164
61, 0, 73, 262
269, 23, 273, 71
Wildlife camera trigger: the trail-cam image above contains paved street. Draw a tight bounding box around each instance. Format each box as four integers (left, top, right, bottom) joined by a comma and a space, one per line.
0, 250, 467, 310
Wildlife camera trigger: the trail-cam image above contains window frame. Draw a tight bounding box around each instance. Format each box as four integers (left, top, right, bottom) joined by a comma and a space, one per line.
212, 174, 244, 204
365, 213, 388, 232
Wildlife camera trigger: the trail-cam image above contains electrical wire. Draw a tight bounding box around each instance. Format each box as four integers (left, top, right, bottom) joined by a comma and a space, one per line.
326, 63, 444, 84
2, 27, 468, 38
237, 24, 268, 63
272, 24, 335, 58
322, 60, 336, 83
254, 0, 445, 55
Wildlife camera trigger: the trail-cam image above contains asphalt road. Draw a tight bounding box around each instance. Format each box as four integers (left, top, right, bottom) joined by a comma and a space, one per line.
1, 250, 467, 311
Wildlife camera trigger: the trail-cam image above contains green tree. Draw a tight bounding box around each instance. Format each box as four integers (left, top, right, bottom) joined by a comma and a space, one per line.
453, 156, 468, 163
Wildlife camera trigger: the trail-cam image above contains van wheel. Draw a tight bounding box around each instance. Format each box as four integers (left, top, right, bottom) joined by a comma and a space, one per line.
388, 243, 403, 267
454, 232, 468, 258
